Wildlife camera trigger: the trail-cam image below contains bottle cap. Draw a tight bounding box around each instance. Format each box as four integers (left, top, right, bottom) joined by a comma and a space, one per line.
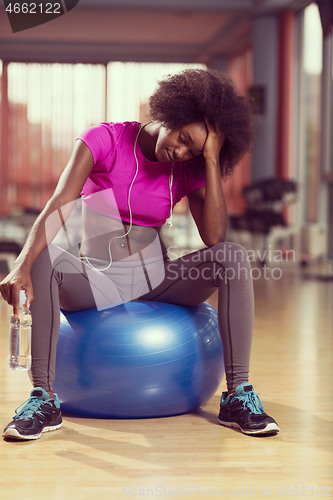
19, 290, 27, 306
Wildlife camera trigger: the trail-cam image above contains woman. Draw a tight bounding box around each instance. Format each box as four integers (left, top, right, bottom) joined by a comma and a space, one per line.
1, 68, 279, 440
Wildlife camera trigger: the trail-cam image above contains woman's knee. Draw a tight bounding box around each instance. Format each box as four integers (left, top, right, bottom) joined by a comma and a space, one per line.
207, 241, 250, 266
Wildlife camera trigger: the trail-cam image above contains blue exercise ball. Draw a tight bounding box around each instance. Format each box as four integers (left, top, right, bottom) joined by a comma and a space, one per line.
54, 301, 224, 418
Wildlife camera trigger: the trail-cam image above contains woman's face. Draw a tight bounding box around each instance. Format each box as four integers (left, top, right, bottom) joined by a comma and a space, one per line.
155, 122, 207, 163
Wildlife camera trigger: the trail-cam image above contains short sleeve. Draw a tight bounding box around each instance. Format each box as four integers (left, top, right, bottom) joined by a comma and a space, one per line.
185, 164, 206, 195
76, 122, 115, 173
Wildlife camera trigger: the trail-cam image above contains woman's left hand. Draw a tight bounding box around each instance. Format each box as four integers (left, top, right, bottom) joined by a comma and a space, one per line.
203, 119, 226, 164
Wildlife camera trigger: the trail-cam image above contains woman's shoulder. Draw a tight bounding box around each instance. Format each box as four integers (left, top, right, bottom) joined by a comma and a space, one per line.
80, 120, 139, 138
177, 157, 206, 195
99, 120, 140, 131
179, 157, 206, 179
77, 121, 140, 151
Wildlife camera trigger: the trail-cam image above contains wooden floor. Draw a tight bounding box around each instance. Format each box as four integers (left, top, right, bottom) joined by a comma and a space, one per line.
0, 263, 332, 500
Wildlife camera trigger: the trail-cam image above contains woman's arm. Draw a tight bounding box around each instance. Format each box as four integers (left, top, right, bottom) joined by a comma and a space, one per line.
0, 139, 94, 315
188, 120, 227, 246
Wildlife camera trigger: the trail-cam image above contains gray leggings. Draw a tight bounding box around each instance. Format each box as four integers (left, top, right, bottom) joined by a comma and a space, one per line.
29, 241, 253, 393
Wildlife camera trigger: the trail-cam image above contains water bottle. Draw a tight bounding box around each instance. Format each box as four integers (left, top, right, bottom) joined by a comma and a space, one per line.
9, 290, 32, 371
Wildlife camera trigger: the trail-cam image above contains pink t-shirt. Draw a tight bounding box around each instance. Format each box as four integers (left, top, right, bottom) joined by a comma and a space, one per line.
77, 121, 206, 227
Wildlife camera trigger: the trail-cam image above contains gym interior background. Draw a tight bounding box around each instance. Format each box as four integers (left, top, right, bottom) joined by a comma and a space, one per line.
0, 1, 332, 499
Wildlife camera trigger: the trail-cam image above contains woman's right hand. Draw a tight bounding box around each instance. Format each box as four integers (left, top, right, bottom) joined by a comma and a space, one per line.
0, 266, 34, 317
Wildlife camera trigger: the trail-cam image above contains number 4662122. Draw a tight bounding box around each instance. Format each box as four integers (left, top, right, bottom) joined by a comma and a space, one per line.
5, 3, 62, 15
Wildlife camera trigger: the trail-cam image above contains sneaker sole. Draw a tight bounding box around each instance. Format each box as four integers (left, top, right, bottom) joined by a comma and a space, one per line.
2, 421, 63, 441
218, 418, 280, 435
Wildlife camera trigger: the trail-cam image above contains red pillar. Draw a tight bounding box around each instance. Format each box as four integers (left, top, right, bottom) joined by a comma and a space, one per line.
226, 47, 253, 215
276, 11, 295, 179
0, 62, 8, 216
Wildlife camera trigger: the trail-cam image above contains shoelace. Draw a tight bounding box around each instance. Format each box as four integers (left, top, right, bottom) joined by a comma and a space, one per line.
13, 396, 50, 420
235, 390, 265, 415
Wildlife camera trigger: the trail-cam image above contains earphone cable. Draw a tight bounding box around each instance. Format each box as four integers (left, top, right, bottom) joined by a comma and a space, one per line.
84, 125, 142, 271
84, 123, 173, 271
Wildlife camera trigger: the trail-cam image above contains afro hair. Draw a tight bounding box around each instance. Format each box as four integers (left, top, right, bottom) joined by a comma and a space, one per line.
148, 68, 253, 177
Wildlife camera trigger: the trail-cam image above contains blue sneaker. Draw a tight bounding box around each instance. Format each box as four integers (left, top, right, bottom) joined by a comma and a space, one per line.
3, 387, 63, 441
218, 382, 279, 435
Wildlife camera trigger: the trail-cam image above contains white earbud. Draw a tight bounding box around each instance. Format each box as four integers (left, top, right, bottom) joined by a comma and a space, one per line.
167, 163, 174, 229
